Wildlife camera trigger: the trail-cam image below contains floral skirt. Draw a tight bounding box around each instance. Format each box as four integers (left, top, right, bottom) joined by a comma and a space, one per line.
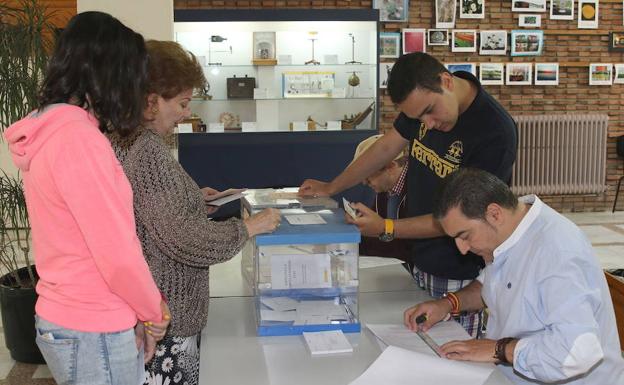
144, 333, 201, 385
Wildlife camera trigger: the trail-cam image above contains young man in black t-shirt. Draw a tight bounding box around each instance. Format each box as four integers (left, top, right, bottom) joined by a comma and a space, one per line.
298, 53, 517, 336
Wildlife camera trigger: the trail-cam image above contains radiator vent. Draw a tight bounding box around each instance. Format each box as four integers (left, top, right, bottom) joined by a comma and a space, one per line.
511, 114, 608, 195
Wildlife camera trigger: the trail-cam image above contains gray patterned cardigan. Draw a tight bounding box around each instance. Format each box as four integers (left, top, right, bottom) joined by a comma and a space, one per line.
109, 129, 248, 336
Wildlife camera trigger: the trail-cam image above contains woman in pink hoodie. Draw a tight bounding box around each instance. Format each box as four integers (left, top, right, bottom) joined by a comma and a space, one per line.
4, 12, 169, 385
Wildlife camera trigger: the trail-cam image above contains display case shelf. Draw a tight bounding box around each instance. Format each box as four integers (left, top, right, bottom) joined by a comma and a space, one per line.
174, 8, 379, 133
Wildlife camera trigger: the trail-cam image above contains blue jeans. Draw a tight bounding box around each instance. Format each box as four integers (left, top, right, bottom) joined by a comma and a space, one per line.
35, 315, 144, 385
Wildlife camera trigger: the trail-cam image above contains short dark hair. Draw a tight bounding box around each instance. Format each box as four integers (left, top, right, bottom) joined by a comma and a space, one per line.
387, 52, 450, 104
146, 40, 206, 100
432, 168, 518, 220
38, 11, 147, 136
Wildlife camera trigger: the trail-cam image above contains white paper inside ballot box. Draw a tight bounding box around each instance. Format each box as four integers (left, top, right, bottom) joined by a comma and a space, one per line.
270, 254, 332, 290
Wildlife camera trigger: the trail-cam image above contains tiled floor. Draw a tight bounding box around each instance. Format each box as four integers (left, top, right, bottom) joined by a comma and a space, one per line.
2, 211, 623, 385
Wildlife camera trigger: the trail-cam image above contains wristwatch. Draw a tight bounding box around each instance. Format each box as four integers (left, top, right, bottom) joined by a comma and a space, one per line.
378, 219, 395, 242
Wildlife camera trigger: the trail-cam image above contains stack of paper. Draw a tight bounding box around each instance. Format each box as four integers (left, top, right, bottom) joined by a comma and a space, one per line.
348, 345, 494, 385
302, 330, 353, 355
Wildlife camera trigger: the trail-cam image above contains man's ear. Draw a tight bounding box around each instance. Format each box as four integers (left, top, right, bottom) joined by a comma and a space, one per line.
440, 71, 453, 92
485, 203, 504, 226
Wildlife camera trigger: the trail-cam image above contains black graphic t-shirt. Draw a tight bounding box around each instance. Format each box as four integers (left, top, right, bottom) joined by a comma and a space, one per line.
394, 71, 517, 279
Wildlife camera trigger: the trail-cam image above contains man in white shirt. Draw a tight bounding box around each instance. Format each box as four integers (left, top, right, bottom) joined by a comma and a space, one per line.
404, 168, 624, 384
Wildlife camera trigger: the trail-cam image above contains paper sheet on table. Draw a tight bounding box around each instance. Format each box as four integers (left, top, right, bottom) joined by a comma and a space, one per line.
359, 256, 404, 269
285, 214, 327, 225
204, 188, 246, 202
303, 330, 353, 355
366, 321, 473, 357
207, 192, 246, 206
348, 345, 493, 385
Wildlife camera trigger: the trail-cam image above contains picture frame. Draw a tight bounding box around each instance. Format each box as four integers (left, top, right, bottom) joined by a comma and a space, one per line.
609, 32, 624, 52
534, 63, 559, 85
452, 29, 477, 52
519, 14, 541, 27
510, 30, 544, 56
550, 0, 574, 20
374, 0, 410, 22
512, 0, 546, 12
252, 31, 277, 65
479, 30, 507, 55
282, 71, 335, 98
436, 0, 457, 28
589, 63, 612, 85
428, 29, 450, 46
380, 32, 401, 58
479, 62, 505, 85
578, 0, 599, 29
445, 62, 477, 76
614, 63, 624, 84
380, 62, 395, 89
506, 62, 532, 85
460, 0, 485, 18
402, 28, 427, 54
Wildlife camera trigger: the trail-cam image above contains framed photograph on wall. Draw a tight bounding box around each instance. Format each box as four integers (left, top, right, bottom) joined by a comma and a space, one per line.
578, 0, 599, 29
436, 0, 457, 28
452, 29, 477, 52
445, 62, 477, 76
479, 30, 507, 55
402, 28, 427, 54
428, 29, 449, 45
380, 32, 401, 58
550, 0, 574, 20
479, 62, 504, 85
519, 14, 541, 27
534, 63, 559, 85
506, 62, 532, 85
460, 0, 485, 18
614, 64, 624, 84
512, 0, 546, 12
510, 30, 544, 56
589, 63, 612, 85
374, 0, 410, 22
609, 32, 624, 52
380, 62, 395, 88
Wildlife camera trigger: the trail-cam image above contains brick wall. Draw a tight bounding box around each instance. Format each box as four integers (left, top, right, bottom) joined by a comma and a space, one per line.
180, 0, 624, 212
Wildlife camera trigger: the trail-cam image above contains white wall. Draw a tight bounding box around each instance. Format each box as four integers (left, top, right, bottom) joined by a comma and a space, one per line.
77, 0, 174, 41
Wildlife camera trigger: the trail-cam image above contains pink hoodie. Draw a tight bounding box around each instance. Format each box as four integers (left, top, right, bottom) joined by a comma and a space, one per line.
4, 104, 162, 332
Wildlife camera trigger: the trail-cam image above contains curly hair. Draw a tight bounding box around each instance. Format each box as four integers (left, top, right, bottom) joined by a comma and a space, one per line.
39, 11, 148, 136
145, 40, 206, 100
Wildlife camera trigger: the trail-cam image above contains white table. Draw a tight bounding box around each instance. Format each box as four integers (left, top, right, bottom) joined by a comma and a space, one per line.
200, 257, 513, 385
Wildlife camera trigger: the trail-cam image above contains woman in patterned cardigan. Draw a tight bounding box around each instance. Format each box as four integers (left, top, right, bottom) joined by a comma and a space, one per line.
109, 40, 281, 385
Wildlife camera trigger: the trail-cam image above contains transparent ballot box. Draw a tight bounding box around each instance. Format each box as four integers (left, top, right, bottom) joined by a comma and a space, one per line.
240, 188, 338, 286
252, 209, 360, 336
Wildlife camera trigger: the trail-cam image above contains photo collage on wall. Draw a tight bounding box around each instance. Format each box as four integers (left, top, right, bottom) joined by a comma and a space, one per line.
375, 0, 623, 88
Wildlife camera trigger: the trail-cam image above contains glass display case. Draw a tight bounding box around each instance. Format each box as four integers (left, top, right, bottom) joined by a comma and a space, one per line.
173, 9, 379, 132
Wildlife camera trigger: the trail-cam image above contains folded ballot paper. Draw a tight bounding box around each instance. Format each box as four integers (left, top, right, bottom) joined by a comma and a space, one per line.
352, 322, 495, 385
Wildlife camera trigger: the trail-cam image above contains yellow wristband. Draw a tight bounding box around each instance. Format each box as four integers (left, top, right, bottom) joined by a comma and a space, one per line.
385, 219, 394, 235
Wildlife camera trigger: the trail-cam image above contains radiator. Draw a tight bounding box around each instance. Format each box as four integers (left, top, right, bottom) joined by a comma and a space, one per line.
511, 114, 608, 195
